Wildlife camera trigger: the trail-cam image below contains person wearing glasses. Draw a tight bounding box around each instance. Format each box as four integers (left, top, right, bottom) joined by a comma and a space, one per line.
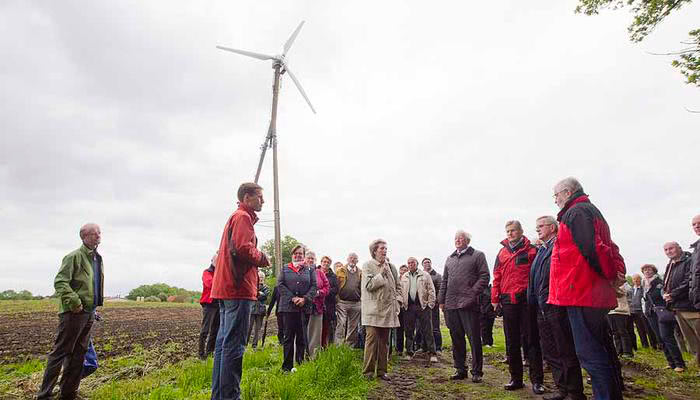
529, 216, 585, 400
549, 177, 626, 400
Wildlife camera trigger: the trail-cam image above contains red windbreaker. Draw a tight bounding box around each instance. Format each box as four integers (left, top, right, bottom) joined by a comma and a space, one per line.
211, 203, 269, 300
199, 267, 215, 304
492, 236, 537, 304
548, 193, 625, 309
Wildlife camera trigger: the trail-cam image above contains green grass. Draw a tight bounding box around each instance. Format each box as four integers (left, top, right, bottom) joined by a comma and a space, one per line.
87, 344, 372, 400
0, 299, 199, 314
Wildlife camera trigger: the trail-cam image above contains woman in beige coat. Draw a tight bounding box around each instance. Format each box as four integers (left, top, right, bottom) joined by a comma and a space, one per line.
361, 239, 402, 380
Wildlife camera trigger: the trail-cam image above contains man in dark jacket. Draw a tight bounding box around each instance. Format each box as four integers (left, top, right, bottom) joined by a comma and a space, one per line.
421, 258, 443, 352
492, 220, 544, 394
528, 216, 584, 400
38, 223, 104, 400
662, 242, 700, 364
689, 215, 700, 372
199, 253, 220, 359
549, 177, 625, 400
210, 182, 270, 400
438, 230, 490, 383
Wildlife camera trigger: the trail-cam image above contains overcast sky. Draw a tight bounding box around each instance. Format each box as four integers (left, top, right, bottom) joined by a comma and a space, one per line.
1, 1, 698, 296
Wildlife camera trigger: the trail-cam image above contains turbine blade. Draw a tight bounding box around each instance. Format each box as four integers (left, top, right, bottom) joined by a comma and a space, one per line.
283, 21, 305, 56
216, 46, 275, 61
283, 64, 316, 114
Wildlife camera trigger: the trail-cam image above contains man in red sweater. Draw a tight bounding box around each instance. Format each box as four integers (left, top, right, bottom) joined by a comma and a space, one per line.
210, 183, 270, 400
492, 220, 544, 394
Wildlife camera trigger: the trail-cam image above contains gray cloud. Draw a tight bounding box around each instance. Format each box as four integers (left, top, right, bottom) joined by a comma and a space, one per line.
1, 1, 699, 296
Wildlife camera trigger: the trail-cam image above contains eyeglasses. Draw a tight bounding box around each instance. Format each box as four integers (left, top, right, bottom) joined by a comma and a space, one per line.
552, 189, 568, 199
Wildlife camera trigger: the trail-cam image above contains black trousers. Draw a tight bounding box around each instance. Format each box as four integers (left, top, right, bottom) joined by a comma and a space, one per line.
502, 302, 544, 384
625, 313, 638, 350
404, 303, 436, 355
198, 304, 220, 358
536, 304, 585, 399
37, 311, 95, 400
281, 312, 306, 371
608, 314, 634, 356
480, 314, 495, 346
630, 312, 652, 348
446, 307, 483, 376
396, 309, 405, 353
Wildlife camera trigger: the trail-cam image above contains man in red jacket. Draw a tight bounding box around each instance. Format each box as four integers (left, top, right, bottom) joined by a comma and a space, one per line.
549, 177, 626, 400
491, 220, 544, 394
211, 182, 270, 400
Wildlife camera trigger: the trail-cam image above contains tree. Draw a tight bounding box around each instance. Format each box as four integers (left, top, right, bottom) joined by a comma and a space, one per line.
576, 0, 699, 87
0, 289, 34, 300
126, 283, 200, 301
261, 235, 303, 276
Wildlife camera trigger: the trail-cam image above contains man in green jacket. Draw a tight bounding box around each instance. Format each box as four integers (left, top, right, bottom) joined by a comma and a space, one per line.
37, 223, 104, 400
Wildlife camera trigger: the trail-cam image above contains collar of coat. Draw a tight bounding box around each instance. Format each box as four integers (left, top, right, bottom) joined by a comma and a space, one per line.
556, 191, 589, 221
236, 202, 259, 224
79, 244, 99, 257
450, 246, 474, 258
691, 239, 700, 250
500, 236, 530, 253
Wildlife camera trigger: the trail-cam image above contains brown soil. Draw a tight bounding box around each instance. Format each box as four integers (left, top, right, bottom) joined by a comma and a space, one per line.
0, 307, 279, 363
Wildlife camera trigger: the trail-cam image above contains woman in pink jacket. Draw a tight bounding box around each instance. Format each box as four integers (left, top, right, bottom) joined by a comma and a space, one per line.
306, 250, 329, 359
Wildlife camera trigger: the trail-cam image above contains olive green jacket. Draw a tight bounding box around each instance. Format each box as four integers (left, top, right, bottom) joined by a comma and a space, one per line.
54, 244, 104, 314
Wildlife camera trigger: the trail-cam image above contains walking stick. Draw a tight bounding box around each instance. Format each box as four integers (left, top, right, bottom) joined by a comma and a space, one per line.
261, 314, 270, 347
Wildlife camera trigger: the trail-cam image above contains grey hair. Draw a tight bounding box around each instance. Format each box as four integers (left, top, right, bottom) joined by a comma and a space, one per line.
554, 177, 583, 194
305, 250, 317, 259
347, 252, 358, 260
258, 271, 266, 280
505, 220, 523, 232
407, 257, 418, 264
455, 230, 472, 243
79, 223, 99, 239
369, 239, 387, 259
537, 216, 558, 232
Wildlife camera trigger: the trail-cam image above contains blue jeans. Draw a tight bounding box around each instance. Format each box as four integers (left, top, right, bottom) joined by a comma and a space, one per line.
658, 318, 685, 369
567, 306, 623, 400
211, 299, 252, 400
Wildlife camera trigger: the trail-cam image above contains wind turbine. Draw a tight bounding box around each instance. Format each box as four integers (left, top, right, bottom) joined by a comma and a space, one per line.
217, 21, 315, 276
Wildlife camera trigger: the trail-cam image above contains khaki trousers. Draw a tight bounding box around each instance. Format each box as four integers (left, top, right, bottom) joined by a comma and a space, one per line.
363, 326, 390, 377
335, 300, 361, 345
676, 311, 700, 366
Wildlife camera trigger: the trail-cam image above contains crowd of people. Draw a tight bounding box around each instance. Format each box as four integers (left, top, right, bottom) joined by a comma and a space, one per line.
36, 178, 700, 400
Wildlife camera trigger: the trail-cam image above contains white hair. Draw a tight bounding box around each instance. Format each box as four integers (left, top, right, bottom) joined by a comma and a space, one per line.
554, 177, 583, 194
455, 230, 472, 243
79, 223, 99, 240
258, 271, 266, 280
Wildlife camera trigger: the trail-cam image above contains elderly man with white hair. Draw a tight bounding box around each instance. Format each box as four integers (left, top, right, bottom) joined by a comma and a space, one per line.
438, 230, 490, 383
689, 215, 700, 373
400, 256, 438, 363
549, 177, 626, 400
335, 252, 363, 346
38, 223, 104, 400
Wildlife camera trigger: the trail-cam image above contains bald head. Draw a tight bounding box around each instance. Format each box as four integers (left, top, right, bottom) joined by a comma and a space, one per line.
80, 223, 101, 249
692, 215, 700, 236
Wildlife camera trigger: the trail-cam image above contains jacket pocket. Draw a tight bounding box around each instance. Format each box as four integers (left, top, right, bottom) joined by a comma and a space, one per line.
515, 252, 529, 265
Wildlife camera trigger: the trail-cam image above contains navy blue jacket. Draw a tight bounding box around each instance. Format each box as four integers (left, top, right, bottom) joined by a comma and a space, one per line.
527, 238, 553, 309
276, 263, 317, 314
